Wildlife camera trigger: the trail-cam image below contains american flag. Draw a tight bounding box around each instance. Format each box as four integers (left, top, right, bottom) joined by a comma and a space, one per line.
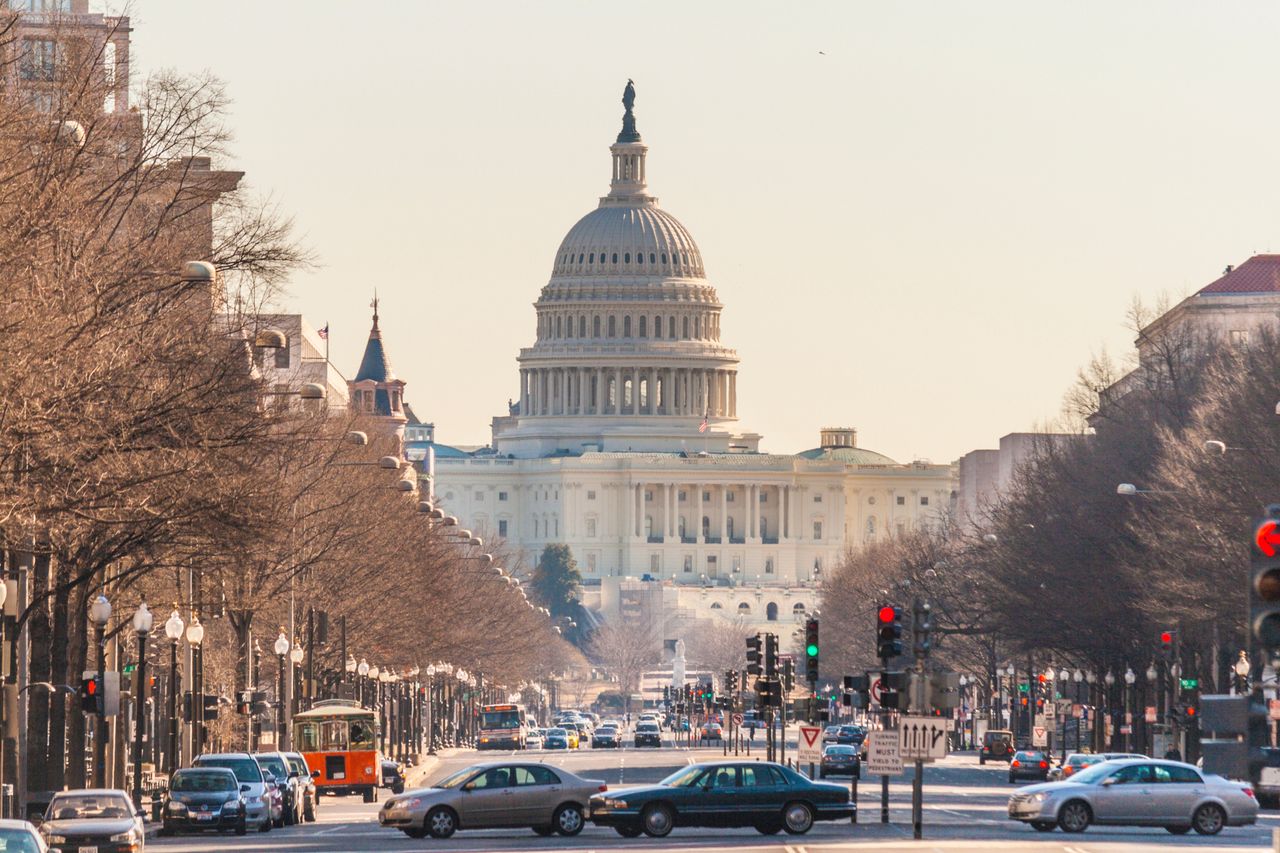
698, 411, 708, 433
317, 323, 329, 340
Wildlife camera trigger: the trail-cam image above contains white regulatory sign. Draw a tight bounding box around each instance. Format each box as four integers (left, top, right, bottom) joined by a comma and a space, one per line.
1032, 726, 1048, 747
899, 716, 949, 761
865, 730, 903, 775
797, 725, 823, 764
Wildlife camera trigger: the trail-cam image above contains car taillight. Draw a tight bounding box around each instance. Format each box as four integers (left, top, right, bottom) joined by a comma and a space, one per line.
1244, 787, 1256, 799
1039, 762, 1048, 769
598, 784, 608, 792
1063, 767, 1074, 776
1011, 760, 1020, 767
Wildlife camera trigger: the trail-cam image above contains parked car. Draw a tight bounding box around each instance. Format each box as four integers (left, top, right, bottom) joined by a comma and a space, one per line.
589, 761, 854, 837
0, 819, 46, 852
1008, 758, 1258, 835
525, 729, 545, 750
634, 722, 662, 748
699, 722, 723, 743
378, 761, 607, 839
567, 721, 592, 746
382, 760, 407, 795
835, 725, 866, 746
544, 728, 571, 750
820, 744, 860, 779
38, 789, 145, 852
192, 752, 274, 832
1049, 753, 1107, 782
283, 751, 319, 822
1009, 751, 1052, 784
254, 751, 302, 826
159, 767, 247, 836
592, 726, 621, 749
980, 730, 1015, 764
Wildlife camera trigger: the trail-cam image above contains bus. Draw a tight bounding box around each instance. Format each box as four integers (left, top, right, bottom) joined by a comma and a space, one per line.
477, 703, 527, 750
292, 699, 380, 802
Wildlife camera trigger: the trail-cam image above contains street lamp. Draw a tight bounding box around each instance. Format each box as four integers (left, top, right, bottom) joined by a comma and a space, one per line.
1146, 663, 1158, 682
130, 602, 153, 810
89, 595, 112, 787
274, 630, 289, 748
1234, 652, 1250, 693
186, 618, 204, 758
164, 609, 185, 772
357, 658, 370, 705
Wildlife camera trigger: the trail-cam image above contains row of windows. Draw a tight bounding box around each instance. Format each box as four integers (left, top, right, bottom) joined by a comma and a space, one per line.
648, 489, 767, 503
537, 311, 720, 342
554, 249, 700, 276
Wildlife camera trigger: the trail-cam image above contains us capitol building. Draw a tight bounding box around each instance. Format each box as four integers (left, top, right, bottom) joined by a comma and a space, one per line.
418, 84, 954, 636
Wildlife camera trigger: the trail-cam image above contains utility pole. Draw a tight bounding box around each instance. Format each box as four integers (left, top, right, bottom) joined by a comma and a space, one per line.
910, 598, 933, 840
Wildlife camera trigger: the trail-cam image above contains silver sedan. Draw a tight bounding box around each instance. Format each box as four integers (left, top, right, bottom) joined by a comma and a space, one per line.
1008, 758, 1258, 835
378, 761, 607, 839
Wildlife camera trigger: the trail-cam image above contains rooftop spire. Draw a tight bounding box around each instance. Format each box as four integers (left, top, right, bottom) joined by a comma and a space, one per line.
617, 79, 641, 143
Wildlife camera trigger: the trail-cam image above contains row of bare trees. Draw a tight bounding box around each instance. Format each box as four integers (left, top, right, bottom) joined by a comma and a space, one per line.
822, 299, 1279, 702
0, 15, 569, 799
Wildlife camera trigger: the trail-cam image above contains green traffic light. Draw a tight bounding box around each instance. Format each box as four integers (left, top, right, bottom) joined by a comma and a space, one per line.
806, 643, 819, 657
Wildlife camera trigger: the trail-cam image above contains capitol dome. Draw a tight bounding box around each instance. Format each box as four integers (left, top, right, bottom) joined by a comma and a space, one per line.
495, 82, 744, 459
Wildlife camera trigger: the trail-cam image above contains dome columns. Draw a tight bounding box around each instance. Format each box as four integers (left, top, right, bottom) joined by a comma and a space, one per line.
518, 363, 736, 420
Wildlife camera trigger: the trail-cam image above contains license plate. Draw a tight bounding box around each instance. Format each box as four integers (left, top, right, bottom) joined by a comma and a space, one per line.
197, 812, 215, 820
78, 847, 98, 853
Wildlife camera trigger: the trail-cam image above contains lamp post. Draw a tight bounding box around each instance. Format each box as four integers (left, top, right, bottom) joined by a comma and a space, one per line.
426, 665, 438, 754
456, 669, 468, 746
357, 659, 369, 706
89, 595, 112, 788
274, 631, 289, 749
163, 609, 185, 773
1103, 670, 1116, 751
1123, 667, 1136, 752
1234, 652, 1251, 694
290, 642, 304, 719
130, 602, 153, 810
186, 618, 203, 758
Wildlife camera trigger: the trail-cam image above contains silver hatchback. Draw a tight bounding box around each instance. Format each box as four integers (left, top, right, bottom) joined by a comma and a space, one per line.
1008, 758, 1258, 835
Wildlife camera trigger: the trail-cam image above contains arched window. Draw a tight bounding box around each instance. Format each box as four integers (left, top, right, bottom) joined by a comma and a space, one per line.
766, 602, 778, 621
637, 252, 644, 265
793, 602, 806, 616
695, 316, 702, 338
578, 253, 583, 263
589, 253, 595, 264
639, 316, 647, 338
579, 315, 586, 338
702, 516, 711, 538
866, 516, 877, 539
710, 602, 723, 610
611, 253, 618, 264
661, 253, 668, 264
683, 316, 690, 338
623, 379, 632, 407
555, 315, 562, 338
623, 316, 631, 337
608, 316, 616, 337
738, 602, 751, 614
593, 315, 601, 338
654, 315, 662, 338
668, 316, 676, 338
650, 253, 656, 264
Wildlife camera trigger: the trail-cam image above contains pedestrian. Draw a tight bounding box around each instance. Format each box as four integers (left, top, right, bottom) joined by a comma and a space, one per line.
1163, 745, 1182, 762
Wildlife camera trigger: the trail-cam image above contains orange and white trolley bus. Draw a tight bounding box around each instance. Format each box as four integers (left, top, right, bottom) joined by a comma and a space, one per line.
292, 699, 380, 802
478, 703, 528, 750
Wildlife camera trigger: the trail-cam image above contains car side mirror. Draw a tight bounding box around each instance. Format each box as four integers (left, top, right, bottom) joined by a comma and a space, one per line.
289, 772, 299, 779
1101, 777, 1115, 787
29, 815, 42, 827
311, 770, 320, 779
241, 784, 251, 792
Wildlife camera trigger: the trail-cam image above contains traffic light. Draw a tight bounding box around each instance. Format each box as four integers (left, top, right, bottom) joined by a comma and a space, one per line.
877, 605, 903, 660
1176, 702, 1198, 725
912, 600, 933, 659
725, 671, 738, 692
1252, 513, 1280, 655
1159, 630, 1174, 657
781, 657, 795, 693
804, 618, 819, 683
80, 677, 100, 714
881, 671, 906, 711
236, 691, 251, 716
764, 633, 778, 678
843, 674, 870, 709
746, 635, 762, 676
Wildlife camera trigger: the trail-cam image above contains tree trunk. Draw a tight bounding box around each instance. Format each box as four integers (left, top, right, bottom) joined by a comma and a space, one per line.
46, 568, 70, 792
65, 584, 90, 790
25, 551, 51, 795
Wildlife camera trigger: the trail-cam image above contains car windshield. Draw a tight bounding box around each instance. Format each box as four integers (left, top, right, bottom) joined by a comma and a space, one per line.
1068, 761, 1123, 785
171, 770, 236, 792
548, 728, 567, 736
481, 710, 522, 729
597, 727, 616, 734
197, 757, 263, 784
255, 755, 289, 779
49, 793, 133, 820
660, 766, 708, 787
826, 745, 856, 755
637, 723, 659, 732
433, 768, 479, 789
0, 828, 41, 853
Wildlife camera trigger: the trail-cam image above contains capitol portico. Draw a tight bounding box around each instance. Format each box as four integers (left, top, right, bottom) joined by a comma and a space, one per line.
426, 83, 955, 640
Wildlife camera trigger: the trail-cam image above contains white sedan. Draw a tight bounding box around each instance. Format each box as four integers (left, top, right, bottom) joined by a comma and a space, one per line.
525, 730, 544, 749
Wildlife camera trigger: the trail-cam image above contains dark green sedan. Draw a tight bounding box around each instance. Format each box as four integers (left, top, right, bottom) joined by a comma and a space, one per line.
588, 761, 854, 837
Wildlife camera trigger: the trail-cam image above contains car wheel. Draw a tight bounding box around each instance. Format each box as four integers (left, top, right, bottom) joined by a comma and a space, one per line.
427, 806, 458, 839
1030, 821, 1054, 832
405, 827, 427, 839
1192, 803, 1225, 836
1057, 800, 1091, 833
235, 817, 247, 836
642, 803, 674, 838
259, 816, 271, 833
615, 826, 643, 838
783, 801, 814, 835
756, 821, 783, 835
554, 803, 585, 836
532, 825, 555, 836
1166, 825, 1190, 834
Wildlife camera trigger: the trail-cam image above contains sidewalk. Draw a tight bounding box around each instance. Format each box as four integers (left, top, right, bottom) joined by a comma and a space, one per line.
404, 747, 464, 789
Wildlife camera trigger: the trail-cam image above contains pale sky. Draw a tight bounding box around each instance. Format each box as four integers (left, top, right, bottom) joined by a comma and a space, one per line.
128, 1, 1280, 463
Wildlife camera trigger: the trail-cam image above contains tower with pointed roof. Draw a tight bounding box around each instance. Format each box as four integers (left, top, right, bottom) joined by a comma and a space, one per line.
348, 297, 407, 448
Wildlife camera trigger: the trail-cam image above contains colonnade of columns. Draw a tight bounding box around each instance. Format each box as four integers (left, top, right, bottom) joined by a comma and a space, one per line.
617, 481, 810, 544
518, 365, 736, 419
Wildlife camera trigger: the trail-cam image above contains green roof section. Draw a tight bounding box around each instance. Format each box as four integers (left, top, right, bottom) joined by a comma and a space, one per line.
795, 445, 899, 466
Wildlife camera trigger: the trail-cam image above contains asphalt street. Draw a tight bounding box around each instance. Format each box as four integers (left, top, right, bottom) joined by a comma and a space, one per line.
145, 739, 1280, 852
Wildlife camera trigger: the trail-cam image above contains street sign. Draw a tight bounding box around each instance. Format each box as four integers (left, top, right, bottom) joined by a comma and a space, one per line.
1144, 705, 1157, 723
866, 730, 903, 775
1032, 726, 1048, 747
1034, 713, 1046, 728
731, 712, 744, 726
870, 677, 884, 706
797, 725, 823, 764
1119, 724, 1132, 734
899, 716, 948, 761
1043, 702, 1056, 720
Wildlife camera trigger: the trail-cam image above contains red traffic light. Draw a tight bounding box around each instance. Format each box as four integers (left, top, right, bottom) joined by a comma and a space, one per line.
1037, 673, 1046, 683
1186, 706, 1196, 717
86, 680, 97, 695
878, 606, 896, 623
1257, 519, 1280, 557
1160, 631, 1173, 645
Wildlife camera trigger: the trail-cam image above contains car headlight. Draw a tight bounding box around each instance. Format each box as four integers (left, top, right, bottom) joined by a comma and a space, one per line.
1030, 792, 1048, 803
225, 798, 242, 809
167, 800, 187, 812
601, 798, 628, 809
43, 836, 66, 845
110, 830, 139, 842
